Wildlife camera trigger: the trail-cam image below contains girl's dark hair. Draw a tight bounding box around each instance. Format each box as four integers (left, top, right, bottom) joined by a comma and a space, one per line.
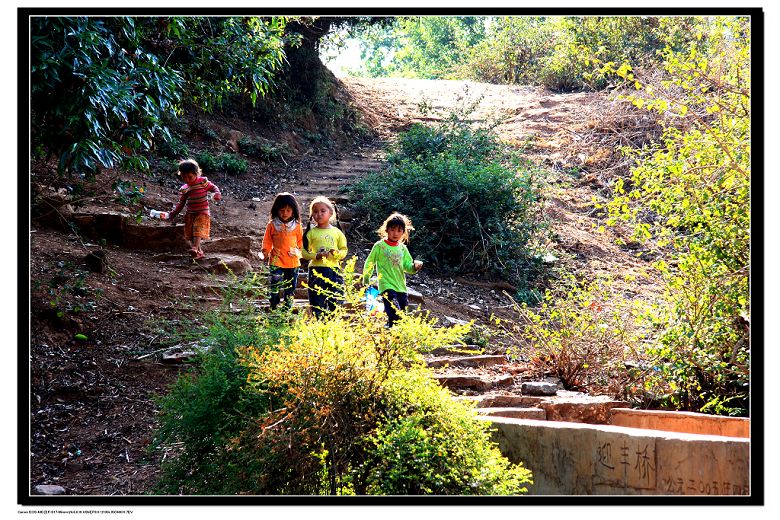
378, 212, 414, 243
270, 192, 301, 222
178, 159, 201, 177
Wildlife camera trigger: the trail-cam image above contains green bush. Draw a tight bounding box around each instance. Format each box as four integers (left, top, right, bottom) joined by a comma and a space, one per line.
237, 135, 287, 162
194, 150, 248, 176
363, 368, 532, 495
152, 261, 532, 495
193, 151, 216, 173
218, 153, 249, 176
157, 136, 189, 159
151, 272, 284, 494
349, 109, 543, 283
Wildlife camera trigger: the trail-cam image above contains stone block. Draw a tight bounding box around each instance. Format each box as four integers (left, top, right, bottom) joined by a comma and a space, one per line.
195, 254, 252, 275
202, 236, 253, 259
434, 374, 492, 392
540, 399, 628, 424
407, 287, 424, 303
123, 221, 189, 251
426, 354, 506, 369
477, 407, 547, 420
428, 344, 482, 356
478, 394, 543, 408
609, 408, 750, 438
522, 381, 558, 396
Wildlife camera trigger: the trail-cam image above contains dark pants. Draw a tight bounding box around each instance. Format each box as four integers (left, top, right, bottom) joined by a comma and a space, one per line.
382, 289, 409, 327
269, 267, 299, 309
308, 267, 344, 319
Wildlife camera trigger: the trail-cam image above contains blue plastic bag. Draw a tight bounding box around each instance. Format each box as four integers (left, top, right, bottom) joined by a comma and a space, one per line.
364, 287, 384, 314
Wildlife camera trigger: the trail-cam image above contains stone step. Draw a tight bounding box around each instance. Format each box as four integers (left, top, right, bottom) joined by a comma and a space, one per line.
538, 396, 630, 424
476, 407, 547, 420
474, 394, 544, 408
256, 299, 310, 313
426, 354, 506, 369
434, 373, 514, 392
428, 344, 483, 356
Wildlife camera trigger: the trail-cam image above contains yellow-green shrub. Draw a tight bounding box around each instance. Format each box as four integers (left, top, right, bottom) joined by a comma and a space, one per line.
154, 263, 532, 495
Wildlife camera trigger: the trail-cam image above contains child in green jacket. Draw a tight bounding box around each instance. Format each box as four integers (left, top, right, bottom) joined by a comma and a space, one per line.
362, 213, 423, 327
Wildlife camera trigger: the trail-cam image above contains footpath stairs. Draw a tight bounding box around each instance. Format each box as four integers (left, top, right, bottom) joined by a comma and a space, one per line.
426, 344, 629, 423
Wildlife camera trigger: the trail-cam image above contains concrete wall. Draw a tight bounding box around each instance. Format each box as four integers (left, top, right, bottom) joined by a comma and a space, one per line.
481, 416, 751, 496
608, 408, 749, 438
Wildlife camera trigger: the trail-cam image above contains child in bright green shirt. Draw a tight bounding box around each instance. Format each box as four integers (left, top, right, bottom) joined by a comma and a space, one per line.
362, 213, 423, 327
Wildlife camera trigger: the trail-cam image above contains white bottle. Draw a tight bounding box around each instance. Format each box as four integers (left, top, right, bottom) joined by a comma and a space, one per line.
150, 210, 168, 219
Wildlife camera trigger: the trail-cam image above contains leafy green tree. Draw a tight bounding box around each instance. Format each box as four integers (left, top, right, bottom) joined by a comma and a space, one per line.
31, 17, 183, 175
161, 17, 295, 110
603, 17, 750, 415
350, 16, 487, 79
461, 16, 702, 91
460, 16, 556, 85
30, 16, 294, 176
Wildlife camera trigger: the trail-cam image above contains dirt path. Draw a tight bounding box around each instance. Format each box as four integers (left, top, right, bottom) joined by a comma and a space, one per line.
28, 76, 661, 496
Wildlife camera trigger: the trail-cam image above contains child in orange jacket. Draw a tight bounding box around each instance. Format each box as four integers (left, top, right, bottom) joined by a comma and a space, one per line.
261, 192, 303, 310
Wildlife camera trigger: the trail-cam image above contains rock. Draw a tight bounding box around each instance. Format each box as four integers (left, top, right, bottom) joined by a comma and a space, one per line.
426, 354, 506, 369
540, 398, 629, 424
194, 254, 252, 275
493, 374, 515, 388
477, 407, 547, 420
521, 381, 558, 396
435, 374, 492, 392
162, 351, 198, 364
72, 212, 130, 246
434, 374, 514, 392
202, 236, 253, 259
162, 342, 212, 364
337, 208, 353, 221
84, 249, 108, 274
34, 188, 74, 230
331, 195, 351, 204
478, 394, 544, 408
225, 129, 244, 152
122, 220, 190, 251
33, 484, 66, 495
428, 344, 482, 356
407, 287, 424, 304
443, 316, 469, 327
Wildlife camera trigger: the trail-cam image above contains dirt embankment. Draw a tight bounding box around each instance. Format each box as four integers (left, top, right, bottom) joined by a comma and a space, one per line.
27, 76, 661, 496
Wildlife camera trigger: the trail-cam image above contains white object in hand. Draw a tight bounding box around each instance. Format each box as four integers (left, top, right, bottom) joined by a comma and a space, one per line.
150, 210, 168, 219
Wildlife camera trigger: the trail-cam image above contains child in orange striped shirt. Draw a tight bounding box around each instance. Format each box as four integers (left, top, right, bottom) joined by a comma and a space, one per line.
262, 192, 303, 310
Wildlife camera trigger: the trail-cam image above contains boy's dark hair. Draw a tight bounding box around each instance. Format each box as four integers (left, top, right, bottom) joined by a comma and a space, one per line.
178, 159, 201, 177
270, 192, 301, 222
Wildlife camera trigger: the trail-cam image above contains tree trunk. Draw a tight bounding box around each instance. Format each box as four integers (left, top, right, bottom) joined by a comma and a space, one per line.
282, 18, 335, 105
